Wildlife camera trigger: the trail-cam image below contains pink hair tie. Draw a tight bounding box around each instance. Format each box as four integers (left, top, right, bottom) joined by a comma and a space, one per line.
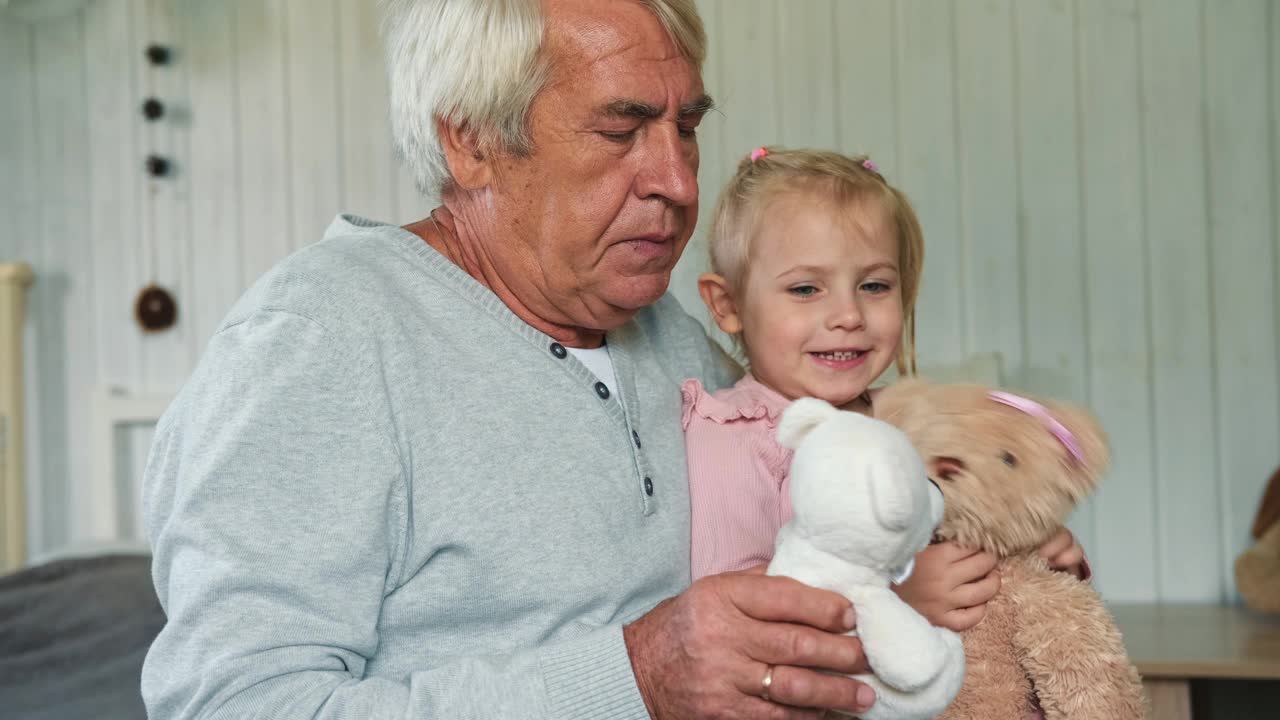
988, 391, 1087, 466
750, 147, 769, 162
862, 159, 879, 173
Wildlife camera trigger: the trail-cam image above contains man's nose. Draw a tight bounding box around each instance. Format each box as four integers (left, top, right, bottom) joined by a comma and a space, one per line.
635, 124, 698, 208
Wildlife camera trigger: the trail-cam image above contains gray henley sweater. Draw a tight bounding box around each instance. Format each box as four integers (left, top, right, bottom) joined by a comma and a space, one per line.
141, 214, 740, 719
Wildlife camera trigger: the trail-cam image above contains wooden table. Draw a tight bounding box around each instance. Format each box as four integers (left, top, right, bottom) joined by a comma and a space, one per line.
1110, 604, 1280, 719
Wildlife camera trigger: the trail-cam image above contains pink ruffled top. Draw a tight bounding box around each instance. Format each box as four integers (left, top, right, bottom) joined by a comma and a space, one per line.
681, 374, 799, 580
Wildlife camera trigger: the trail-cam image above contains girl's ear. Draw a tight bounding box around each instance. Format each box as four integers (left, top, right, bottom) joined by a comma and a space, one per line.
698, 273, 743, 335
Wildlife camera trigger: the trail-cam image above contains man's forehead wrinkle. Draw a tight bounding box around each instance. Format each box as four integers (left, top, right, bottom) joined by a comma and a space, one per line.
542, 2, 706, 119
546, 4, 684, 70
546, 11, 636, 66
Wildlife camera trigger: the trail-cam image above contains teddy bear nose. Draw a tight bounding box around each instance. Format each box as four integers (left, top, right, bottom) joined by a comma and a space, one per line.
931, 456, 967, 481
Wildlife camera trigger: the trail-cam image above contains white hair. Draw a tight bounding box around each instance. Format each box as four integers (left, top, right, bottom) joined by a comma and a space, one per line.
382, 0, 707, 196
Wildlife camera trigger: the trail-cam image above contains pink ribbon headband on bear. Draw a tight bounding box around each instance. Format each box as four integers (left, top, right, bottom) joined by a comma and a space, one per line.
988, 391, 1087, 466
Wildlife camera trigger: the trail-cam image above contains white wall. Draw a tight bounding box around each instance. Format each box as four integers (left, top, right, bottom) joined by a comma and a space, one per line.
1, 0, 1277, 604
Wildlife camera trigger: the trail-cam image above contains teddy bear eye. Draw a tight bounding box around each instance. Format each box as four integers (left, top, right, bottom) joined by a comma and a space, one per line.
1000, 451, 1018, 468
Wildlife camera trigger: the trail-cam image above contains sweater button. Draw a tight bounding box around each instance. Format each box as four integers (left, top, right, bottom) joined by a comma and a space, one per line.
632, 430, 641, 448
594, 382, 610, 400
550, 342, 567, 359
644, 477, 654, 496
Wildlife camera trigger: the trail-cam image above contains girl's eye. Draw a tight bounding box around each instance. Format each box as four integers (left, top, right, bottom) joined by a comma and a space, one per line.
861, 281, 891, 294
1001, 451, 1018, 468
788, 285, 818, 297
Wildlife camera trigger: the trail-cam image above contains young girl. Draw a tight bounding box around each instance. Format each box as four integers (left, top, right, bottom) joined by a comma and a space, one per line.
683, 147, 1087, 634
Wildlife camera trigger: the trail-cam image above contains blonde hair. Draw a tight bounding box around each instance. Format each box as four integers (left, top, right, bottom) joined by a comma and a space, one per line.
383, 0, 706, 196
708, 147, 925, 375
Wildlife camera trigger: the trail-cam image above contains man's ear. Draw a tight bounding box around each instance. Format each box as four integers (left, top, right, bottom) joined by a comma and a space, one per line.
436, 117, 493, 190
698, 273, 743, 335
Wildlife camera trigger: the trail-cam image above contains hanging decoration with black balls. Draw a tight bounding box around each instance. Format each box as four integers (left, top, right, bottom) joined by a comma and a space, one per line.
135, 284, 178, 333
145, 44, 171, 66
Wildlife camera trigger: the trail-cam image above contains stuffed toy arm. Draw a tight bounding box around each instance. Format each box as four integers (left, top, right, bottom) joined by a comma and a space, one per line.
840, 587, 966, 720
1009, 564, 1146, 719
847, 586, 963, 692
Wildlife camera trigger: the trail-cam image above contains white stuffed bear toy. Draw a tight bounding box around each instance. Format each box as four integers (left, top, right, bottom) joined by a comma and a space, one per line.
767, 398, 966, 720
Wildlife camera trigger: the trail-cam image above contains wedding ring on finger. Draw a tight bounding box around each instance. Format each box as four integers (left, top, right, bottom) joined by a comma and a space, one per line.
760, 664, 775, 702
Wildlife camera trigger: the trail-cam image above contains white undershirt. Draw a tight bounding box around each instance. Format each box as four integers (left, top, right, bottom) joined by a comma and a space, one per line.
567, 345, 619, 396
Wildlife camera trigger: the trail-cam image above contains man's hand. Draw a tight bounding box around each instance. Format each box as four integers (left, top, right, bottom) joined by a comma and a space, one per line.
892, 542, 1000, 632
1037, 526, 1090, 581
623, 572, 877, 719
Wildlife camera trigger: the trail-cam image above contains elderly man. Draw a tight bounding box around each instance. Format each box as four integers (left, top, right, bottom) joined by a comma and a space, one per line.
142, 1, 1082, 718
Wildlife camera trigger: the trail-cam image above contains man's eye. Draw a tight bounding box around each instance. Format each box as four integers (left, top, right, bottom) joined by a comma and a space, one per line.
678, 126, 698, 139
601, 130, 637, 143
788, 285, 818, 297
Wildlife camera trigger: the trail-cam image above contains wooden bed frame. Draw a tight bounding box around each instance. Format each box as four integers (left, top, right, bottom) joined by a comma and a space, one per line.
0, 262, 34, 573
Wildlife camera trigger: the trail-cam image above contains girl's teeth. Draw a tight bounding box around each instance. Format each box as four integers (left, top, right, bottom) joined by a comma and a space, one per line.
816, 351, 863, 361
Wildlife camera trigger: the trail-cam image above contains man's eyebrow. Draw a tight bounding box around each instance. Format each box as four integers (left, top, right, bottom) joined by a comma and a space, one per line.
600, 99, 663, 120
678, 94, 716, 119
597, 94, 716, 120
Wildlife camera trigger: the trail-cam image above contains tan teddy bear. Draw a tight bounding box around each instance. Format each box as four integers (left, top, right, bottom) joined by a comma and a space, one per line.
1235, 467, 1280, 614
874, 380, 1147, 720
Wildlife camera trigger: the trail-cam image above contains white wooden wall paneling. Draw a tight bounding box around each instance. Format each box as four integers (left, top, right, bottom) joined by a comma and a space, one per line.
285, 0, 344, 251
185, 0, 242, 359
83, 0, 145, 543
1139, 0, 1221, 602
716, 0, 780, 168
895, 0, 964, 366
32, 15, 94, 549
953, 0, 1024, 378
234, 0, 292, 287
1076, 0, 1158, 602
778, 0, 837, 150
339, 0, 399, 225
833, 0, 898, 166
85, 0, 142, 392
1203, 0, 1279, 602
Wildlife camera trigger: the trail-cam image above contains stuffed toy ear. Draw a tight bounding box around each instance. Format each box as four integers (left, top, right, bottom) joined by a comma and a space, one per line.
1045, 400, 1111, 478
871, 378, 934, 427
776, 397, 838, 450
868, 462, 914, 532
1252, 468, 1280, 539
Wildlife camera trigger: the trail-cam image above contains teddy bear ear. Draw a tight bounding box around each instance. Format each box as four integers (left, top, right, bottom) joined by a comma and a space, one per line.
1045, 400, 1111, 479
776, 397, 839, 450
871, 378, 935, 426
1251, 468, 1280, 539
